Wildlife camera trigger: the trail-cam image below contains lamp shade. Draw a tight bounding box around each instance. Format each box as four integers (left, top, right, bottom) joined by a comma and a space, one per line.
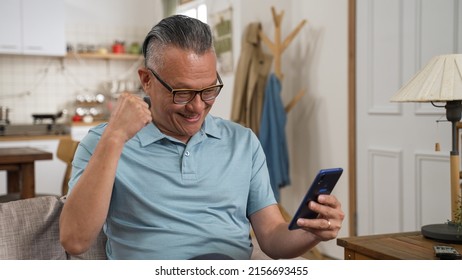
390, 54, 462, 102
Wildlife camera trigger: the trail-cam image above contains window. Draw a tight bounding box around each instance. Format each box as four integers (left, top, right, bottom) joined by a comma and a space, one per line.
176, 0, 207, 23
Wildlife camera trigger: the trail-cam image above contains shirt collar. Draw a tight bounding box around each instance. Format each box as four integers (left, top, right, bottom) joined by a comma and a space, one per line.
137, 114, 222, 147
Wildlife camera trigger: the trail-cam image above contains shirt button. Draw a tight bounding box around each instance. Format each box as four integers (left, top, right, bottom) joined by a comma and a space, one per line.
185, 151, 190, 156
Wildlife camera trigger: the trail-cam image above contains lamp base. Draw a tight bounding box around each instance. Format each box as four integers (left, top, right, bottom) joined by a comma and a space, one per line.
421, 223, 462, 244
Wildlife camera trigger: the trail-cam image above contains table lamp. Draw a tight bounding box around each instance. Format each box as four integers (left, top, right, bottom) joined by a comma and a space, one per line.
390, 54, 462, 243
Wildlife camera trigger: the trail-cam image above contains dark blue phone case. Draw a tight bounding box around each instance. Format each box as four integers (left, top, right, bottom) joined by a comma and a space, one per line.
288, 168, 343, 230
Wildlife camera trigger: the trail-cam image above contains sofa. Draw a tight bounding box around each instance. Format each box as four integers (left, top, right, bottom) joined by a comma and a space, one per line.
0, 196, 273, 260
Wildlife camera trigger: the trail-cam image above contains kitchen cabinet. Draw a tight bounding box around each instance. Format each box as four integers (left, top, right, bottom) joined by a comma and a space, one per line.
0, 0, 65, 56
0, 0, 21, 54
0, 139, 67, 196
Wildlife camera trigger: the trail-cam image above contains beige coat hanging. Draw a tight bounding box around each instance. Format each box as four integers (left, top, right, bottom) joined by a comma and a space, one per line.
231, 22, 273, 136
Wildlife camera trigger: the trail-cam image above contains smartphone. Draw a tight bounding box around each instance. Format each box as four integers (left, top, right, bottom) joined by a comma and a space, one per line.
288, 168, 343, 230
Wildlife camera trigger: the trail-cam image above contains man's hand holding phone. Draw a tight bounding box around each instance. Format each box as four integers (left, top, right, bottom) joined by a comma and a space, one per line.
295, 193, 345, 241
288, 168, 344, 239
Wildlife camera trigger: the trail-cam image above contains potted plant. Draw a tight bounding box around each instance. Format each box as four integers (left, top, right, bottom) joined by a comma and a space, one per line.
449, 195, 462, 235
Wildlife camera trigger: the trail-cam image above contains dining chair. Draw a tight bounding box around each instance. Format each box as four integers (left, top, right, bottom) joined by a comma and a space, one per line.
56, 138, 79, 196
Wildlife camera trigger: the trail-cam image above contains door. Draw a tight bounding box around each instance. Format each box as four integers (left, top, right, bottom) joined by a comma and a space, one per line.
356, 0, 462, 235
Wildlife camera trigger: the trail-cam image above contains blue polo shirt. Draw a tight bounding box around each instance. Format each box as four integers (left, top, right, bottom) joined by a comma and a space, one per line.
68, 114, 276, 259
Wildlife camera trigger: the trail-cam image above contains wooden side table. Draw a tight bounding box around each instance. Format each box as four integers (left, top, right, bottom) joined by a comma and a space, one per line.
0, 147, 53, 199
337, 231, 462, 260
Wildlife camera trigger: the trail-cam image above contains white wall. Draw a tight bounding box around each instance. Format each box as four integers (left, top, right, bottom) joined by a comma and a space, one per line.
65, 0, 162, 47
285, 0, 349, 259
65, 0, 161, 26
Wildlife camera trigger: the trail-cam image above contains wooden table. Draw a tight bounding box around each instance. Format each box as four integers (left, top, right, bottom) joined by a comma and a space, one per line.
337, 231, 462, 260
0, 147, 53, 199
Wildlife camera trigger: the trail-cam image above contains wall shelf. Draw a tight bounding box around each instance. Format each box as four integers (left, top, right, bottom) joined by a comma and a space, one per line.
65, 52, 143, 61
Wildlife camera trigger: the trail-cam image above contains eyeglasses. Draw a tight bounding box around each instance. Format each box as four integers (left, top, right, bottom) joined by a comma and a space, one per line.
147, 67, 223, 105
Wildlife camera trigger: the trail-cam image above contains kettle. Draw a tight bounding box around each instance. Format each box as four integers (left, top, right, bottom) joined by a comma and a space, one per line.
112, 41, 125, 54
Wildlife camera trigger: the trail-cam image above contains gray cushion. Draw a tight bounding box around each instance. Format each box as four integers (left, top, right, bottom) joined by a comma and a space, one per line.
0, 196, 67, 259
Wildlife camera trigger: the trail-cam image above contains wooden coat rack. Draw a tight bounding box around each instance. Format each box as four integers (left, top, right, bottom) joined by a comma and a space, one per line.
258, 7, 325, 260
258, 6, 307, 113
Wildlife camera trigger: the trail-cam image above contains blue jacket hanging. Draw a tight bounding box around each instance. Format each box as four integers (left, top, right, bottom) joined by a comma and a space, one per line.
259, 73, 290, 201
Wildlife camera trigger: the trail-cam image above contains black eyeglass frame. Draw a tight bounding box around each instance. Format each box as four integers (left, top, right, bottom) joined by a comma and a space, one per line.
147, 67, 223, 105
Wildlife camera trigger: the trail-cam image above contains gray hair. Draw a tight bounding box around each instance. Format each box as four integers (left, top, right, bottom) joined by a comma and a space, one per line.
142, 15, 214, 70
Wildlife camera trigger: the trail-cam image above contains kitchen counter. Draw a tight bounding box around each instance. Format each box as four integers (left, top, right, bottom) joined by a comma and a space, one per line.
0, 123, 69, 138
0, 121, 107, 142
70, 120, 106, 127
0, 134, 71, 142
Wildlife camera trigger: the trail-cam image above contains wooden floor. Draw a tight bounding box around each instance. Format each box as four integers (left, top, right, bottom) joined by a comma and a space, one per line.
301, 248, 335, 260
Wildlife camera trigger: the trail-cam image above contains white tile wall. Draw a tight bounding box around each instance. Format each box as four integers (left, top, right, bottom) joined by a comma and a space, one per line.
0, 24, 147, 124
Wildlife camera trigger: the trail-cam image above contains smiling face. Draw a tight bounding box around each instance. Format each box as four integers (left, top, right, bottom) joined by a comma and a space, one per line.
138, 47, 219, 143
